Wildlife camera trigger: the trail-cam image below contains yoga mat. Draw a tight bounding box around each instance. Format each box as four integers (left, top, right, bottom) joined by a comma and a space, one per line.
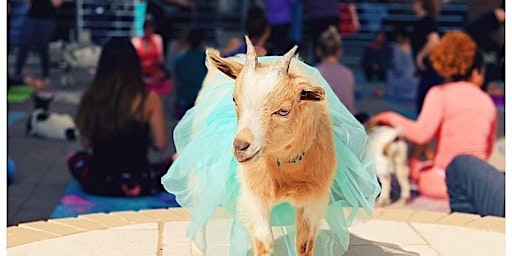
8, 111, 27, 127
7, 85, 33, 103
51, 180, 180, 219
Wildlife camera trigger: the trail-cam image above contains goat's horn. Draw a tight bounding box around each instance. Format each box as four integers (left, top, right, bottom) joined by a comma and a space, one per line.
276, 45, 298, 74
244, 35, 257, 70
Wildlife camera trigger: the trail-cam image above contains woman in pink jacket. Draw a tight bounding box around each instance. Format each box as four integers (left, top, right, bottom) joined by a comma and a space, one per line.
371, 31, 497, 199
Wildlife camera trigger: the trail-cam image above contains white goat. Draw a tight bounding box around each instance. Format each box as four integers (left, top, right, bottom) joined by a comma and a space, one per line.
206, 37, 337, 256
367, 126, 410, 206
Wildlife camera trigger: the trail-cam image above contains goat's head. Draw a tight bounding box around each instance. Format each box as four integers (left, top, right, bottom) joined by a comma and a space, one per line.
206, 37, 326, 164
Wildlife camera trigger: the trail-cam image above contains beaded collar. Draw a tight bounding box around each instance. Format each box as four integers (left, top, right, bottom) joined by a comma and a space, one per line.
276, 151, 306, 167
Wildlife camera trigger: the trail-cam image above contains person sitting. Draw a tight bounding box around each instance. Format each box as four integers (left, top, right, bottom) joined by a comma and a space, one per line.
131, 16, 172, 95
385, 29, 419, 101
315, 25, 356, 114
446, 154, 504, 217
361, 32, 391, 82
174, 28, 208, 120
221, 5, 271, 57
263, 0, 296, 55
370, 31, 497, 199
69, 38, 171, 197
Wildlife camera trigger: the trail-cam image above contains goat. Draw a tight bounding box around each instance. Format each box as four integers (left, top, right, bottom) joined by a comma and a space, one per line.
206, 37, 337, 256
26, 93, 78, 141
367, 126, 410, 206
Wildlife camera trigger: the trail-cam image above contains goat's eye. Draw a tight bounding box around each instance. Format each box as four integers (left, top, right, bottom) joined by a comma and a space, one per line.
275, 108, 290, 117
233, 97, 237, 105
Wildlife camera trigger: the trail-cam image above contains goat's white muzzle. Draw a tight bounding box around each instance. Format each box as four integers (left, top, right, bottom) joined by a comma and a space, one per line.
233, 128, 261, 163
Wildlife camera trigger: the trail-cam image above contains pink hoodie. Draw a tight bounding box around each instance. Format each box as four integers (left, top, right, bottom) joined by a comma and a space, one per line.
375, 81, 497, 170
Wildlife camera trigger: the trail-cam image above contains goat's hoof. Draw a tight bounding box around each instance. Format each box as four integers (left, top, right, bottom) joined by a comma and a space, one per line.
376, 198, 391, 207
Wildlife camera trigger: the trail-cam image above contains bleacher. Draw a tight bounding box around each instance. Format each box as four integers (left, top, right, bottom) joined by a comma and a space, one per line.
166, 0, 469, 68
339, 0, 468, 68
8, 0, 469, 70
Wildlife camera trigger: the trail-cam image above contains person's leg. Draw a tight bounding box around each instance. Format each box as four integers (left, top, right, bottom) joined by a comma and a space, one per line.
150, 158, 173, 178
408, 158, 433, 183
417, 167, 449, 199
363, 66, 374, 82
142, 158, 173, 195
67, 150, 92, 184
446, 155, 505, 217
68, 151, 139, 196
15, 18, 35, 80
34, 19, 57, 79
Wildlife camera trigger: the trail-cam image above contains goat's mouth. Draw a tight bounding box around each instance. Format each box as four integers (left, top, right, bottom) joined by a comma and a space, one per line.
235, 149, 261, 163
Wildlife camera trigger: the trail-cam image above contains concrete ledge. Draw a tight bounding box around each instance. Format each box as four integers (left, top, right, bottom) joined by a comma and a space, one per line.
7, 208, 505, 255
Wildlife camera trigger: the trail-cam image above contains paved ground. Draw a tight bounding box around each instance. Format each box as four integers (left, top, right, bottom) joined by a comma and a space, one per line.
7, 50, 505, 227
7, 208, 505, 256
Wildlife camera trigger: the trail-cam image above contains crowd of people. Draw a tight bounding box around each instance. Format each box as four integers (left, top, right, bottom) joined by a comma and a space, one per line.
8, 0, 505, 218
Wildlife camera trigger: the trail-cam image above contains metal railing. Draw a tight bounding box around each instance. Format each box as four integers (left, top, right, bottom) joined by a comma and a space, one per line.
8, 0, 469, 68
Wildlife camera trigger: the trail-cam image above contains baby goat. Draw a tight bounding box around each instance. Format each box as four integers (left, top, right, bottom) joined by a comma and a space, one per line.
367, 126, 410, 206
206, 38, 337, 256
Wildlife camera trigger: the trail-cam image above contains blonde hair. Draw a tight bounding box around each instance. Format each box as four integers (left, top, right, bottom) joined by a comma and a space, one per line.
317, 26, 342, 57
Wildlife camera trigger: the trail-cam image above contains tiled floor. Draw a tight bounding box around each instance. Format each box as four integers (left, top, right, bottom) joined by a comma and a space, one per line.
7, 208, 505, 256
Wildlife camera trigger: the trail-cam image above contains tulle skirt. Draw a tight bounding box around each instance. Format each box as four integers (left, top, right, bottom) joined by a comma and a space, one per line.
161, 55, 380, 255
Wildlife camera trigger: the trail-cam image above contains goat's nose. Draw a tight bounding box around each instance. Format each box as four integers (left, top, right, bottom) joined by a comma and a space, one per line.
233, 139, 250, 151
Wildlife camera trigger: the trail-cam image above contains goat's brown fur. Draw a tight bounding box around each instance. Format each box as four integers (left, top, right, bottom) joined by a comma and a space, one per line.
206, 38, 337, 255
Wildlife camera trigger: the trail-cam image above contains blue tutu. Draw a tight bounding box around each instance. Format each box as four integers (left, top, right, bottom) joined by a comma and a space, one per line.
162, 55, 380, 255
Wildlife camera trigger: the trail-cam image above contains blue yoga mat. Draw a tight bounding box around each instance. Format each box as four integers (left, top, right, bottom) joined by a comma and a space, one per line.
51, 180, 180, 219
8, 111, 27, 127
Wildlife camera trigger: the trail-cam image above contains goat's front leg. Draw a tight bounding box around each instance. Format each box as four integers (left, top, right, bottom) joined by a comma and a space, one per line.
296, 195, 328, 256
239, 189, 273, 256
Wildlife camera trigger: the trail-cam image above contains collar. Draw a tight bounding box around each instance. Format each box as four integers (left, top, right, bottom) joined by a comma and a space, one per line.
276, 151, 305, 167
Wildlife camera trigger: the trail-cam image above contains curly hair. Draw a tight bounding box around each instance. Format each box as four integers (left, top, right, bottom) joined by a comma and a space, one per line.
429, 31, 477, 81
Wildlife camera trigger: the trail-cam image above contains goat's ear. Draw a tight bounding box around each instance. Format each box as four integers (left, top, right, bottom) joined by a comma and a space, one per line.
206, 48, 243, 80
300, 87, 325, 101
